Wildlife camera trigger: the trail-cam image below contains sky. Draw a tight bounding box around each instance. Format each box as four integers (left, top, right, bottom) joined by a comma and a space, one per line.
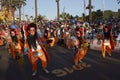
17, 0, 120, 20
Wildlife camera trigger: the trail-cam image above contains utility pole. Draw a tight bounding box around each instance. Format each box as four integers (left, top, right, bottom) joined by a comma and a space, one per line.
35, 0, 38, 24
56, 0, 60, 20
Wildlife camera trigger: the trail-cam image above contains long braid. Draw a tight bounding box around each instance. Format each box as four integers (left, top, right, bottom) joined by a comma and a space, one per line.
27, 33, 38, 50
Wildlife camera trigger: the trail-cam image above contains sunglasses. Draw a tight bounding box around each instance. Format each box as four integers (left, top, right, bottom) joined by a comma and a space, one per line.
30, 28, 35, 32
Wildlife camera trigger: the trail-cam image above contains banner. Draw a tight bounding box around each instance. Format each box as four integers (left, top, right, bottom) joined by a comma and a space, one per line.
89, 39, 120, 52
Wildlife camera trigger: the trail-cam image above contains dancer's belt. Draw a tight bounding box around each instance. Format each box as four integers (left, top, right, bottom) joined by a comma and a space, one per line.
32, 45, 43, 57
15, 44, 20, 49
33, 51, 43, 57
104, 40, 110, 45
81, 42, 88, 48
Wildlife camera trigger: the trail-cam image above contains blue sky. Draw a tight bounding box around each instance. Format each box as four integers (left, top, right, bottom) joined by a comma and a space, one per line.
19, 0, 120, 20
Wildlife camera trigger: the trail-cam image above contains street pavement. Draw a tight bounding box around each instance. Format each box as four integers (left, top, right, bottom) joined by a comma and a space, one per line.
0, 45, 120, 80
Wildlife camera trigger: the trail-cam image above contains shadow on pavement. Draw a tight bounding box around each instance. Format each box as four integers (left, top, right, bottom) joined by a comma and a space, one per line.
0, 55, 1, 60
5, 55, 33, 80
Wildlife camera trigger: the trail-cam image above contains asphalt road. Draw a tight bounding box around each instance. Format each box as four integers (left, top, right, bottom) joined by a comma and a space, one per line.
0, 45, 120, 80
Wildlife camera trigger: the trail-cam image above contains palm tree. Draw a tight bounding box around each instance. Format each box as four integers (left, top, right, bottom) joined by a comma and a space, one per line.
86, 0, 93, 24
0, 0, 26, 22
0, 0, 12, 22
1, 0, 8, 10
89, 0, 92, 24
37, 14, 45, 27
9, 0, 18, 21
117, 0, 120, 4
56, 0, 60, 20
10, 0, 26, 21
16, 0, 26, 22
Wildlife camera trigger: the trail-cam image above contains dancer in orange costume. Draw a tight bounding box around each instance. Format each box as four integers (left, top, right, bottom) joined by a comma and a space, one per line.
0, 29, 5, 46
0, 34, 4, 46
8, 29, 23, 59
24, 23, 50, 76
65, 27, 71, 49
40, 28, 49, 47
74, 27, 88, 65
48, 28, 56, 47
101, 25, 115, 58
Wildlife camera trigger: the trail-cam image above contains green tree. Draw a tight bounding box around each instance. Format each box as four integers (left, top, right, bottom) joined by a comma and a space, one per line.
0, 0, 26, 21
118, 13, 120, 17
60, 12, 71, 20
94, 9, 103, 20
91, 11, 96, 21
82, 13, 86, 21
0, 0, 15, 21
37, 14, 45, 27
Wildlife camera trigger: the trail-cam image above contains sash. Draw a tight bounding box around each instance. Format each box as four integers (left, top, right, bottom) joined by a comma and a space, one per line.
37, 36, 50, 61
104, 40, 110, 45
31, 41, 43, 57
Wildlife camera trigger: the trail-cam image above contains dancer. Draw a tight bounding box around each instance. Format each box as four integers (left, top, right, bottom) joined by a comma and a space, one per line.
101, 25, 115, 58
8, 29, 23, 59
74, 27, 88, 65
24, 23, 50, 76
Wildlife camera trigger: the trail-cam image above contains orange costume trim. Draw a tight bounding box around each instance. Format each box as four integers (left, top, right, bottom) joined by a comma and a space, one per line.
74, 36, 88, 65
101, 34, 115, 58
49, 37, 55, 47
8, 35, 23, 59
0, 35, 4, 46
65, 32, 71, 49
24, 39, 50, 72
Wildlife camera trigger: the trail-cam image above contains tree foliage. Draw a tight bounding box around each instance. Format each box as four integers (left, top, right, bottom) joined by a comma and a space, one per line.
117, 0, 120, 4
0, 0, 26, 21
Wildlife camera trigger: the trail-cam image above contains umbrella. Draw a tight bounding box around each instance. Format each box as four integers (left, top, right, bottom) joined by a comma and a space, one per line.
84, 22, 89, 25
10, 24, 19, 35
10, 24, 19, 29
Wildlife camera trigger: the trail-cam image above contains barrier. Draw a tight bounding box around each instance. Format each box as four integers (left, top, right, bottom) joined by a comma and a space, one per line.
89, 39, 120, 52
